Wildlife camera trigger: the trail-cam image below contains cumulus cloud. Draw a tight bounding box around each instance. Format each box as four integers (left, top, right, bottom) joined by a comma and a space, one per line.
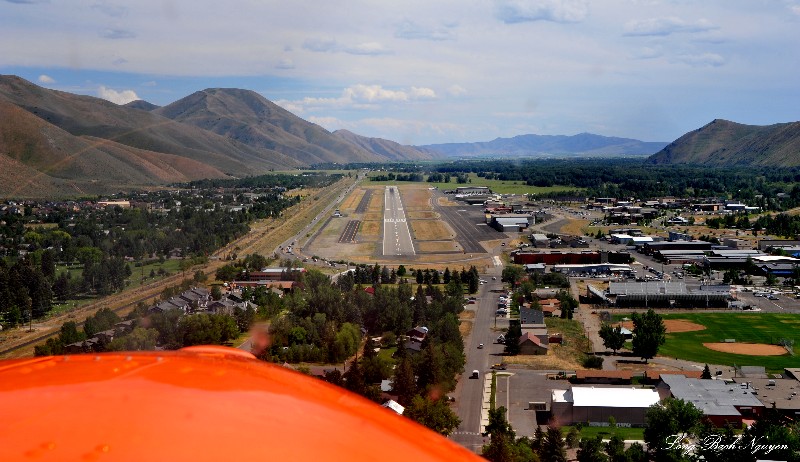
394, 19, 455, 41
676, 52, 725, 67
141, 80, 157, 87
276, 84, 437, 113
275, 58, 295, 69
98, 86, 139, 104
101, 28, 136, 39
624, 17, 718, 36
495, 0, 588, 24
37, 74, 55, 84
112, 57, 128, 65
302, 38, 391, 55
791, 5, 800, 15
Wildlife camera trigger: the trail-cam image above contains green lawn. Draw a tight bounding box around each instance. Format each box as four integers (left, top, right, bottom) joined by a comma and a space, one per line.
651, 313, 800, 373
367, 172, 580, 195
562, 425, 645, 441
377, 346, 397, 362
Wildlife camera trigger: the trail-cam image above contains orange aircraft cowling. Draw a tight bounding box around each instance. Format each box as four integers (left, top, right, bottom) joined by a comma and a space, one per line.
0, 345, 483, 461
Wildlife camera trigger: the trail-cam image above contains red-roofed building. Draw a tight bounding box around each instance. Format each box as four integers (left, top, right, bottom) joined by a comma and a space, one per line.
519, 332, 549, 355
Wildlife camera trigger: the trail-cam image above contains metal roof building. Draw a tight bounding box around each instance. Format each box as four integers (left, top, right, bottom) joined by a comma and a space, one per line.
659, 374, 764, 427
551, 386, 660, 426
607, 281, 731, 308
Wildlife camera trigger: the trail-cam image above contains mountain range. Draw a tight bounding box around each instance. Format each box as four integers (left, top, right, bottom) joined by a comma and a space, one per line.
418, 133, 668, 158
3, 74, 798, 198
647, 119, 800, 166
0, 75, 434, 197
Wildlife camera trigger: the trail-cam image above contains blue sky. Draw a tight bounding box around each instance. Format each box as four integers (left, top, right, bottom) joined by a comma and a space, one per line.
1, 0, 799, 145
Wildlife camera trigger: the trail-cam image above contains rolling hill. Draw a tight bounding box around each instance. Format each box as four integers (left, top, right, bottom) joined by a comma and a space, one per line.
419, 133, 667, 158
648, 119, 800, 166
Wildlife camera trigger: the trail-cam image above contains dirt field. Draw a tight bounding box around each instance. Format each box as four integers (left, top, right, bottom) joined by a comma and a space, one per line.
703, 342, 787, 356
559, 219, 590, 236
362, 212, 383, 221
340, 189, 363, 212
437, 197, 459, 207
368, 188, 384, 212
619, 319, 706, 333
359, 221, 381, 239
407, 211, 438, 220
411, 220, 454, 240
417, 241, 460, 252
401, 188, 432, 210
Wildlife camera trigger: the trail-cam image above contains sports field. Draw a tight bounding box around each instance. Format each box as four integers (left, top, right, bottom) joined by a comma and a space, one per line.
657, 313, 800, 372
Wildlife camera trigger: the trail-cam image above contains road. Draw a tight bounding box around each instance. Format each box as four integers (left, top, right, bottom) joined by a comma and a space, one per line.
450, 265, 506, 452
383, 186, 415, 256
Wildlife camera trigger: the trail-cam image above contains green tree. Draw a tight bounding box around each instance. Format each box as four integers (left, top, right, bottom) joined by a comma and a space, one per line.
108, 327, 159, 351
504, 320, 521, 355
631, 309, 666, 362
211, 285, 223, 300
502, 265, 524, 286
404, 395, 461, 436
558, 291, 578, 319
577, 435, 608, 462
392, 355, 417, 406
605, 434, 627, 462
701, 364, 712, 379
540, 426, 567, 462
644, 398, 703, 462
599, 323, 626, 354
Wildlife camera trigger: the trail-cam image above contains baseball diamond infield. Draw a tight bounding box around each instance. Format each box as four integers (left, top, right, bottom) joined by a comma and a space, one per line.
703, 342, 788, 356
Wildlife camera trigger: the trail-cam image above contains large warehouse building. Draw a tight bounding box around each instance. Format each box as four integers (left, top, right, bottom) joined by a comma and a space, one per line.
550, 386, 660, 427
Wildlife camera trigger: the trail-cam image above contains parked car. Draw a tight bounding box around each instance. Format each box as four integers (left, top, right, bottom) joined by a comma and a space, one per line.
470, 370, 480, 379
478, 343, 484, 349
768, 294, 779, 300
491, 363, 507, 370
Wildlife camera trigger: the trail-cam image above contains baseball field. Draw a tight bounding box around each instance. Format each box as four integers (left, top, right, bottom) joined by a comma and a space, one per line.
656, 312, 800, 372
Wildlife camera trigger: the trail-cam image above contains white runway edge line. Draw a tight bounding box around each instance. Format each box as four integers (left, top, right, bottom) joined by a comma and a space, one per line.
382, 186, 415, 256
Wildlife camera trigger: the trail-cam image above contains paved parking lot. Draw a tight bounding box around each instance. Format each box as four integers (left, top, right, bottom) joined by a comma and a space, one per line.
495, 369, 571, 437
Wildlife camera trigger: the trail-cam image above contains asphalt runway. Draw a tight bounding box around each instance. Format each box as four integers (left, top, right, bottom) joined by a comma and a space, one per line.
338, 220, 360, 243
354, 189, 373, 214
432, 192, 506, 254
383, 186, 415, 256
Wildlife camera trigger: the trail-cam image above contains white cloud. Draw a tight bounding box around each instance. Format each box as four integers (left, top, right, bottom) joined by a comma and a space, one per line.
792, 5, 800, 15
676, 52, 725, 67
275, 58, 294, 69
394, 19, 455, 41
302, 38, 391, 55
495, 0, 588, 24
97, 85, 139, 104
447, 84, 467, 96
345, 42, 392, 56
409, 87, 437, 99
624, 17, 718, 37
278, 84, 437, 112
37, 74, 55, 83
101, 28, 136, 39
141, 80, 157, 87
630, 46, 662, 60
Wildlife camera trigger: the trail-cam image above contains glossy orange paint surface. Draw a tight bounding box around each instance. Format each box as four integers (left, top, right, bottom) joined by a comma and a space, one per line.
0, 346, 482, 461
